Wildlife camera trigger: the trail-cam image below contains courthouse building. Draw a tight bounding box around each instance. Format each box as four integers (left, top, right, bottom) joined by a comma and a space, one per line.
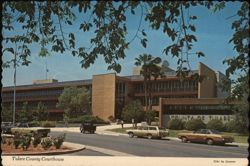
2, 62, 234, 127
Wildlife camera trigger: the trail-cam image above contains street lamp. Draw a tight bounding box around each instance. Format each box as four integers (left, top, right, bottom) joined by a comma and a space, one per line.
13, 50, 17, 126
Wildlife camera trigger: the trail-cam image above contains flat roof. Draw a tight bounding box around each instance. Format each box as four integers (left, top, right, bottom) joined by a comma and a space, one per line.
2, 79, 92, 91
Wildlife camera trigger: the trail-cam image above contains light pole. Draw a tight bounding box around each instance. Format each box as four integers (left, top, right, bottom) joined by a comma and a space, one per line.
13, 50, 17, 126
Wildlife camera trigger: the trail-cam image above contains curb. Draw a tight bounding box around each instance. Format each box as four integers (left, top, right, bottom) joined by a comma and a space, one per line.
86, 145, 136, 156
2, 142, 85, 156
96, 132, 249, 147
167, 137, 248, 147
96, 132, 128, 137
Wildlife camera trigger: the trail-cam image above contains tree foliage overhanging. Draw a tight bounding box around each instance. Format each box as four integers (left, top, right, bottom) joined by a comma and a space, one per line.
2, 1, 248, 76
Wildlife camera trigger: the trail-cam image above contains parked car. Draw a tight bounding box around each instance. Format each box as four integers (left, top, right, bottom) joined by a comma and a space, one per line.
80, 120, 96, 134
11, 123, 50, 137
126, 126, 169, 139
177, 129, 234, 145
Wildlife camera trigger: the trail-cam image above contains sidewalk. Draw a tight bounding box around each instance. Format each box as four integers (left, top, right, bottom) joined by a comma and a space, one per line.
50, 124, 248, 147
50, 123, 133, 136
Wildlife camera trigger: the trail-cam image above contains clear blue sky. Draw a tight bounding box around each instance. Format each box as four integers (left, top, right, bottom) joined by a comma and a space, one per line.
2, 2, 242, 86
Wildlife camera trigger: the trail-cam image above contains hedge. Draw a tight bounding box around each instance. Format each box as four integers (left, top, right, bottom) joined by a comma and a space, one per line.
67, 115, 109, 124
206, 119, 225, 131
167, 119, 185, 130
185, 119, 206, 131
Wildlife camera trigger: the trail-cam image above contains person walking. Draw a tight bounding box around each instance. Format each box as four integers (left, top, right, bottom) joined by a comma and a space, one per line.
121, 120, 124, 128
132, 118, 135, 128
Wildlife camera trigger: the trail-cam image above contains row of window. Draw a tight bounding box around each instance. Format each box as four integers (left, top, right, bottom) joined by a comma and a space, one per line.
135, 95, 197, 106
3, 95, 59, 101
2, 89, 63, 98
116, 82, 126, 94
134, 80, 198, 93
4, 101, 58, 110
165, 105, 231, 111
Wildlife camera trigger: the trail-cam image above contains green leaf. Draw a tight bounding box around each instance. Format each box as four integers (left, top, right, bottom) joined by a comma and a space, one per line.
189, 25, 196, 32
196, 52, 205, 58
190, 16, 197, 20
131, 9, 135, 15
3, 48, 14, 54
141, 38, 147, 48
67, 20, 72, 25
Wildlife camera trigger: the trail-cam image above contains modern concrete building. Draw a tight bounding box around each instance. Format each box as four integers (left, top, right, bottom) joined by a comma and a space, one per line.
2, 62, 233, 126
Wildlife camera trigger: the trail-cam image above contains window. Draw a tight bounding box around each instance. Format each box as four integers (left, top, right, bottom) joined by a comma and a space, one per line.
149, 127, 157, 130
194, 129, 202, 134
200, 129, 207, 134
137, 126, 143, 130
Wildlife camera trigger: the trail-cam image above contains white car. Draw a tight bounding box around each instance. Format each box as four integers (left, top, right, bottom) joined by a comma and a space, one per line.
126, 126, 169, 139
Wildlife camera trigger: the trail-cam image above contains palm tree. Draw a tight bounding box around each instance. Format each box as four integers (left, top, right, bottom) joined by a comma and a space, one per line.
134, 54, 162, 112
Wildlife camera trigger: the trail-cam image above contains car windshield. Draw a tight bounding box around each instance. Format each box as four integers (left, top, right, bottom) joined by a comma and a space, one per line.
210, 130, 222, 134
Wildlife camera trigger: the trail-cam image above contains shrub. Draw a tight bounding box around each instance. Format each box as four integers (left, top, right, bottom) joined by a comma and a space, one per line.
68, 115, 109, 124
206, 119, 225, 131
20, 134, 32, 150
185, 119, 206, 131
41, 121, 56, 127
167, 119, 185, 130
225, 120, 238, 132
13, 133, 22, 149
52, 133, 66, 149
108, 116, 115, 122
1, 137, 6, 144
41, 137, 53, 150
29, 121, 40, 127
7, 138, 13, 146
32, 135, 41, 148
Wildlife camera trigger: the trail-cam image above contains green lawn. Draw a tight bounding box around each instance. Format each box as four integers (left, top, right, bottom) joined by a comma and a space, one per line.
222, 132, 248, 144
108, 127, 248, 144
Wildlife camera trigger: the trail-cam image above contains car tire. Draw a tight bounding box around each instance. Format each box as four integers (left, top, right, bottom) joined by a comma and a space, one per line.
147, 134, 152, 139
181, 137, 188, 143
206, 139, 214, 145
128, 132, 134, 138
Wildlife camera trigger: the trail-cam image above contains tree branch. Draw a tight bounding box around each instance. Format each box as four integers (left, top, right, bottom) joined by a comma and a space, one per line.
57, 14, 70, 50
128, 3, 143, 44
180, 4, 191, 70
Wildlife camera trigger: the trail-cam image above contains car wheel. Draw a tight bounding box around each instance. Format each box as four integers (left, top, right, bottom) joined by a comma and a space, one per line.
128, 132, 134, 138
80, 128, 83, 133
221, 142, 225, 146
181, 137, 188, 143
206, 139, 214, 145
147, 134, 153, 139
